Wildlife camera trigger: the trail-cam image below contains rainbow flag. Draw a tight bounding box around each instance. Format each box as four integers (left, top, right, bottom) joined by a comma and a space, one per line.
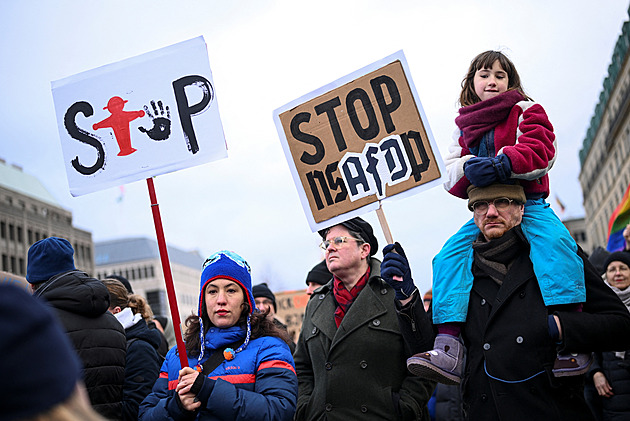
607, 182, 630, 251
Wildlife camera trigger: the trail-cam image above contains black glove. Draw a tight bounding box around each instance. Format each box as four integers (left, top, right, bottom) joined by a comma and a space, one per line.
464, 154, 512, 187
381, 242, 417, 300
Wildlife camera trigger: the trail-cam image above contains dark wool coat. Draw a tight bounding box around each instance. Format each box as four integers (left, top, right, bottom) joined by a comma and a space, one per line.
35, 270, 127, 420
122, 318, 161, 421
294, 258, 435, 421
588, 350, 630, 420
397, 240, 630, 421
462, 245, 630, 421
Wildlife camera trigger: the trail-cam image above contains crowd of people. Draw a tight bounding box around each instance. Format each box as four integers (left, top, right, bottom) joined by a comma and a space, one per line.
4, 50, 630, 421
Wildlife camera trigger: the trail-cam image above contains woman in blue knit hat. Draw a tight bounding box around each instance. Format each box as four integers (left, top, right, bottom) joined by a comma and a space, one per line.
139, 250, 297, 421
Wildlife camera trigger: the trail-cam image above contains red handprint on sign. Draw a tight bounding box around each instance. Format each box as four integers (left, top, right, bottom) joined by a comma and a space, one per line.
92, 96, 145, 156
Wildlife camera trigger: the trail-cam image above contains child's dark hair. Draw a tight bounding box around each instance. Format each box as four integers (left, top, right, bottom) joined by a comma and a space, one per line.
459, 50, 532, 107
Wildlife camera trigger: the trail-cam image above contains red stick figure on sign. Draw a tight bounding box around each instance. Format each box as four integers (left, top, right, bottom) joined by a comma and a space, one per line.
92, 96, 145, 156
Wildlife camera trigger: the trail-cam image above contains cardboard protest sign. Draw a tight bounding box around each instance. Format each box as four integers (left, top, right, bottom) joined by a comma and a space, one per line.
52, 36, 227, 196
274, 51, 446, 231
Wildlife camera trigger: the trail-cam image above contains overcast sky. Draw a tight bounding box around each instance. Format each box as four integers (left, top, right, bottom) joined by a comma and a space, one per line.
1, 1, 628, 294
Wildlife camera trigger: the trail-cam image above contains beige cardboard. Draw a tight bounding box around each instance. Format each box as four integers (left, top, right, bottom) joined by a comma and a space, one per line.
278, 60, 441, 224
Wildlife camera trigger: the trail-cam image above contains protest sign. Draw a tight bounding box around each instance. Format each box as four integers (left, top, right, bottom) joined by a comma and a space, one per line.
52, 36, 227, 197
51, 36, 228, 367
274, 51, 445, 232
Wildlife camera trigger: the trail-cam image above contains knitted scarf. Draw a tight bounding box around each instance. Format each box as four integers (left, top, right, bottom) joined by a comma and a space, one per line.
333, 266, 371, 328
455, 90, 525, 148
472, 225, 525, 285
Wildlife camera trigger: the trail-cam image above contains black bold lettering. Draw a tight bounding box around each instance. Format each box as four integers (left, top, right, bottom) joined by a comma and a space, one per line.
306, 170, 333, 210
325, 161, 347, 203
64, 101, 105, 175
346, 88, 379, 141
370, 75, 401, 134
315, 97, 347, 152
172, 75, 213, 154
400, 130, 430, 182
341, 156, 370, 196
290, 112, 325, 165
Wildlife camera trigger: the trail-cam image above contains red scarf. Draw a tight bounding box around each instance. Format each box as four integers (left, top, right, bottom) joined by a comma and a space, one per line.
333, 266, 371, 328
455, 90, 524, 148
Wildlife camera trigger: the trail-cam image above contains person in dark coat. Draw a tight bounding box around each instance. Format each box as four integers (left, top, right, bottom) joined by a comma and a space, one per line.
294, 217, 435, 421
103, 278, 162, 421
587, 251, 630, 421
382, 184, 630, 421
27, 237, 126, 420
253, 282, 296, 353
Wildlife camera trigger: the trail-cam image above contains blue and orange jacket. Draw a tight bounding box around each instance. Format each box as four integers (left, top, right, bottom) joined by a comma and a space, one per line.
139, 329, 297, 421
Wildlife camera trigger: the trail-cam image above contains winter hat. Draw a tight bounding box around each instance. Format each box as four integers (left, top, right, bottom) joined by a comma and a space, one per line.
0, 283, 81, 420
467, 183, 526, 211
318, 216, 379, 256
253, 283, 277, 312
26, 237, 76, 284
305, 260, 332, 286
197, 251, 255, 364
200, 250, 256, 316
603, 251, 630, 273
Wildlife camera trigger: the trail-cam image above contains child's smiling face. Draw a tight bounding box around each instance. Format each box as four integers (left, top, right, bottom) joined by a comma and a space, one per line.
474, 60, 509, 102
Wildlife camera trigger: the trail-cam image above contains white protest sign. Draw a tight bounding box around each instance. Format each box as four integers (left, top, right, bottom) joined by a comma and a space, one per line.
274, 51, 446, 232
52, 36, 227, 197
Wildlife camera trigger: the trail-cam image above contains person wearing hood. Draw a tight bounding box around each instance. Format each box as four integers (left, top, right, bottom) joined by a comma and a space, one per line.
139, 250, 297, 421
103, 278, 162, 421
26, 237, 126, 420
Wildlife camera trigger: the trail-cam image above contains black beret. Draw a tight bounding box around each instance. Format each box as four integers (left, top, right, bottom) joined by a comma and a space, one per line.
318, 217, 378, 256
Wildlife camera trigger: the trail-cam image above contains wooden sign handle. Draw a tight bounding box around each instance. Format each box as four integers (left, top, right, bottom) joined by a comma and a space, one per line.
376, 201, 394, 245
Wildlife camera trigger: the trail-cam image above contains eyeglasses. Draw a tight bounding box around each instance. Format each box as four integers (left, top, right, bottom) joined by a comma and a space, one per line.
470, 197, 518, 215
319, 236, 361, 250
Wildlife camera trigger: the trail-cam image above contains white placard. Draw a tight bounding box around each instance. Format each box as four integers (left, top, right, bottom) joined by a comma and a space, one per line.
52, 36, 227, 196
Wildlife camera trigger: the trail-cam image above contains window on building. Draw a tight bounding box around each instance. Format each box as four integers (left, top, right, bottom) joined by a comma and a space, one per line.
18, 258, 24, 276
1, 254, 7, 271
0, 221, 5, 239
10, 256, 16, 273
146, 290, 167, 317
17, 227, 23, 243
8, 224, 14, 241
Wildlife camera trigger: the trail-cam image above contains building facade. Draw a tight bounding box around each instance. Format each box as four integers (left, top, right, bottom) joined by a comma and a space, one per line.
579, 8, 630, 252
562, 217, 592, 254
0, 160, 93, 277
95, 237, 204, 325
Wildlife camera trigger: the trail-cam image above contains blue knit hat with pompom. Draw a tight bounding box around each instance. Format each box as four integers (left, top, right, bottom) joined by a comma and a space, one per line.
197, 251, 256, 365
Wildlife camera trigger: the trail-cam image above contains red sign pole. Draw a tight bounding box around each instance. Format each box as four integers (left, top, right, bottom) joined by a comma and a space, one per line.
146, 177, 189, 368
